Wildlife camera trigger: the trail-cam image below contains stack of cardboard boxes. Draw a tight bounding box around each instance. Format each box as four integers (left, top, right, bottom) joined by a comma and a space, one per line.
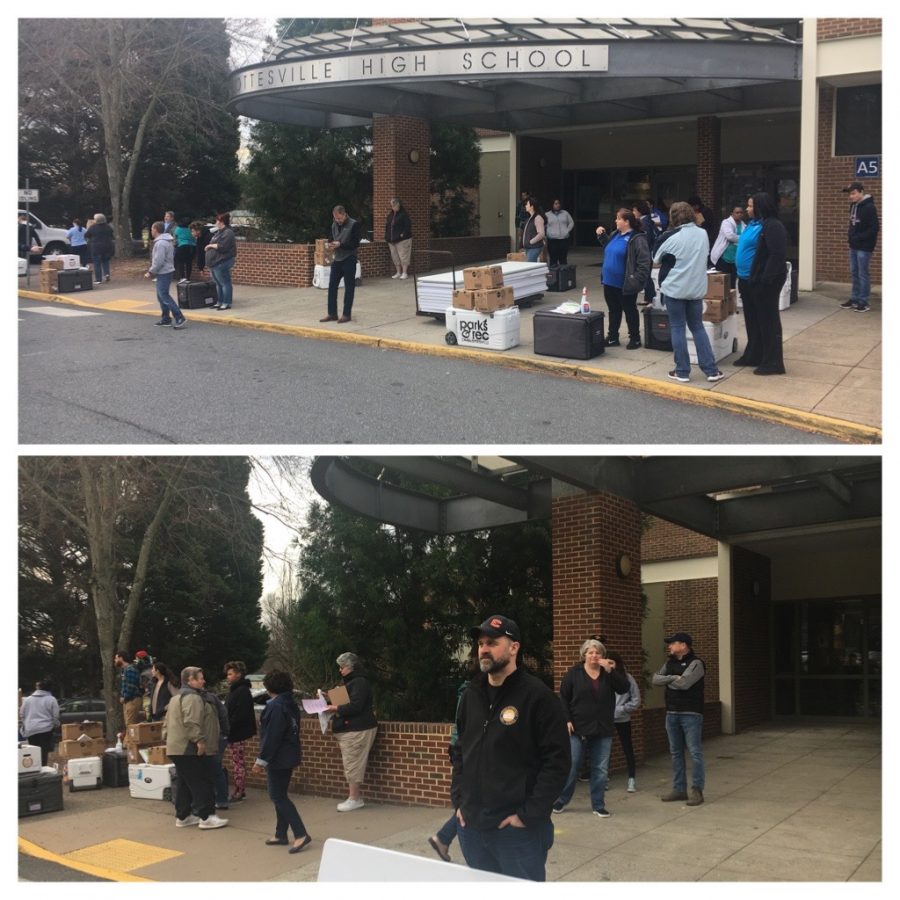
39, 255, 92, 293
690, 272, 740, 363
57, 721, 106, 760
124, 721, 168, 765
312, 238, 361, 289
452, 265, 514, 314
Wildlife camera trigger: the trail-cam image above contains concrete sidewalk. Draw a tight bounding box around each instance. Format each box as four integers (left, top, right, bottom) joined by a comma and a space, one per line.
18, 250, 882, 442
18, 721, 881, 882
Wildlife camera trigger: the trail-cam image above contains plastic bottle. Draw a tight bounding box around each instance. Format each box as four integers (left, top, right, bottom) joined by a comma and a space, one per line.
115, 732, 124, 752
580, 286, 591, 314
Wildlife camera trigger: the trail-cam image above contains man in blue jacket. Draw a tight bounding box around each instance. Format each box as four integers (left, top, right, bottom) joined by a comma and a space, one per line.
452, 615, 570, 881
841, 182, 879, 312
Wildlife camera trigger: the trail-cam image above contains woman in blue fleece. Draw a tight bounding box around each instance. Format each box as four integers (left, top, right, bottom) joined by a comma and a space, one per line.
652, 201, 724, 383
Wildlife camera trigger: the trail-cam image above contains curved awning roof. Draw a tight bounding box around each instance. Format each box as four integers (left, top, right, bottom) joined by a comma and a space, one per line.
309, 456, 881, 546
229, 18, 803, 131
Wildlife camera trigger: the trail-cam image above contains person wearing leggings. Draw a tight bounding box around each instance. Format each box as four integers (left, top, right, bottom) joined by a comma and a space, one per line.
607, 651, 641, 792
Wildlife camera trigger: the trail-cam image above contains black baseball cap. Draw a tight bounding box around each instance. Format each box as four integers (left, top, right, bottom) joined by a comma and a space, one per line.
470, 615, 521, 642
843, 182, 865, 193
664, 632, 693, 646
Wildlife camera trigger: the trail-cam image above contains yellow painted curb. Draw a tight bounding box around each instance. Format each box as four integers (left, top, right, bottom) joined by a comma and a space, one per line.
18, 836, 154, 882
20, 289, 881, 444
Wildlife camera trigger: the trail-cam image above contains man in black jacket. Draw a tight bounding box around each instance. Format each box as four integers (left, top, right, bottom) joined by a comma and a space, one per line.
321, 205, 362, 324
652, 632, 706, 806
451, 615, 570, 882
842, 182, 879, 312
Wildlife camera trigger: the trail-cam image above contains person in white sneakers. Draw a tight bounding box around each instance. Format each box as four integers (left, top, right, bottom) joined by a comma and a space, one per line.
606, 651, 641, 793
163, 666, 228, 830
322, 652, 378, 812
384, 198, 412, 280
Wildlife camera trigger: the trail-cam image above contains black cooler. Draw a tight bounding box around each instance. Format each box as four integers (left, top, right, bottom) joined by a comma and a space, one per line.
533, 309, 605, 359
56, 270, 94, 293
546, 265, 577, 292
177, 280, 218, 309
642, 307, 672, 351
102, 749, 129, 787
19, 770, 64, 817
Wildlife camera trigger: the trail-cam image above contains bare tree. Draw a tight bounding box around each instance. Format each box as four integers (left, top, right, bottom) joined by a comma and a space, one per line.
19, 19, 237, 256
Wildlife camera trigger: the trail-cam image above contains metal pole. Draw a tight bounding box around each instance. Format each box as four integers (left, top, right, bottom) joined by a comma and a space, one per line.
24, 178, 31, 289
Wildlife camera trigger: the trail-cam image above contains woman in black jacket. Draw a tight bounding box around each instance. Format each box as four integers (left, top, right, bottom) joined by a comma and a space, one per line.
251, 670, 311, 854
553, 639, 628, 817
149, 661, 180, 721
224, 660, 257, 802
384, 198, 412, 279
746, 192, 788, 376
323, 651, 378, 812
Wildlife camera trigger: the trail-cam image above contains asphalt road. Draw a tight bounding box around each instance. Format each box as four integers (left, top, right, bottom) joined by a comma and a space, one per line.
19, 299, 833, 444
19, 852, 108, 882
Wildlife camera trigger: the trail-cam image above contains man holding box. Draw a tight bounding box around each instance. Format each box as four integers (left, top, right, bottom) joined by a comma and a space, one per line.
320, 205, 362, 324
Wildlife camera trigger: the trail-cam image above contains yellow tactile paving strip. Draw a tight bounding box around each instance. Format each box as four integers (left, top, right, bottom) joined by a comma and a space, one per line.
18, 837, 157, 882
64, 837, 182, 871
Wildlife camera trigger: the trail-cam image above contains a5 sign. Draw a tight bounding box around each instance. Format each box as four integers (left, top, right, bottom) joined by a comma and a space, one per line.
855, 156, 880, 178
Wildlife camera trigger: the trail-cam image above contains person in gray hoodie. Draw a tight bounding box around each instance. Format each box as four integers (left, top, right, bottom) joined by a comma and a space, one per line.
144, 221, 185, 328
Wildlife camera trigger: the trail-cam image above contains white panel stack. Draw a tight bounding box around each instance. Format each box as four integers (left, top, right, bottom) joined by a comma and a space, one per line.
687, 314, 740, 364
445, 305, 520, 351
416, 262, 548, 315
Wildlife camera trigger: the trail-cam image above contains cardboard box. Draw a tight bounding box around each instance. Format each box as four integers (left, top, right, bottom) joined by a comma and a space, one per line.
39, 270, 57, 292
61, 721, 104, 741
506, 252, 526, 261
327, 684, 351, 707
473, 286, 515, 313
705, 272, 729, 300
702, 297, 727, 323
57, 738, 106, 760
315, 238, 334, 266
727, 289, 738, 315
125, 744, 149, 765
463, 265, 504, 291
452, 289, 477, 310
41, 257, 69, 271
145, 745, 170, 765
19, 744, 41, 774
126, 722, 163, 744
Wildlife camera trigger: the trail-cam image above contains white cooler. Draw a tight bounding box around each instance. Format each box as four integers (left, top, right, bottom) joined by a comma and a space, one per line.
445, 305, 520, 351
687, 314, 740, 364
778, 261, 793, 310
19, 743, 41, 773
312, 262, 362, 289
65, 755, 102, 791
128, 763, 176, 800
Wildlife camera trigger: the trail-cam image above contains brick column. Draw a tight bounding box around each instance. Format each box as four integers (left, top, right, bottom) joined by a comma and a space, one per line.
551, 491, 644, 769
373, 115, 431, 270
696, 116, 721, 213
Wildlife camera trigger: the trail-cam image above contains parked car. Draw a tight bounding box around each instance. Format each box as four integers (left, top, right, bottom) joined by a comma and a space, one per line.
18, 210, 70, 258
53, 696, 107, 739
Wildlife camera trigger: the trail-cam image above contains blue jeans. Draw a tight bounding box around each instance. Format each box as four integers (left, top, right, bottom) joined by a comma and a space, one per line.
436, 812, 458, 847
327, 255, 358, 317
267, 766, 308, 841
457, 818, 554, 882
666, 297, 718, 377
92, 255, 111, 280
211, 256, 235, 307
556, 733, 612, 811
155, 272, 182, 322
525, 246, 542, 262
665, 712, 705, 791
849, 249, 872, 304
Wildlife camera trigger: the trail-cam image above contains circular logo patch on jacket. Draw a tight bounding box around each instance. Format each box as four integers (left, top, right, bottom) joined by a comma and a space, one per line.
499, 706, 519, 726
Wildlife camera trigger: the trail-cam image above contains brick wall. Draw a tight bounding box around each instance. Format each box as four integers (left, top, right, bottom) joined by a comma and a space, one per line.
238, 719, 455, 808
231, 236, 510, 287
732, 546, 773, 730
696, 116, 721, 212
817, 19, 882, 40
815, 85, 882, 284
642, 517, 717, 562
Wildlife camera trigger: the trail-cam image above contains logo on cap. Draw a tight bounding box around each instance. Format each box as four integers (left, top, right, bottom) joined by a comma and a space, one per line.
490, 618, 503, 629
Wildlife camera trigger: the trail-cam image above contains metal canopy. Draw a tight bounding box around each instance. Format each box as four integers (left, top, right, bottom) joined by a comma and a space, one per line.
309, 456, 881, 544
229, 18, 802, 132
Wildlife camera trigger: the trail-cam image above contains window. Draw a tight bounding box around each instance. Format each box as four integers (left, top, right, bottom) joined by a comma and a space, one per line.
834, 84, 882, 156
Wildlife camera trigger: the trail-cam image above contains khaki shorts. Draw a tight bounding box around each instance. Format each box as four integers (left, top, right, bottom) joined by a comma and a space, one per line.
334, 727, 378, 785
388, 238, 412, 270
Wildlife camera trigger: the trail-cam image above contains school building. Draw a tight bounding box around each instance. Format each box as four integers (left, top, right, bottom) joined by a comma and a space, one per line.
229, 18, 882, 290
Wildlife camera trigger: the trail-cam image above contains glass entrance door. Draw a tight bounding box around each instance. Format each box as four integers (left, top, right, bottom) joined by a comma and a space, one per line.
773, 597, 881, 718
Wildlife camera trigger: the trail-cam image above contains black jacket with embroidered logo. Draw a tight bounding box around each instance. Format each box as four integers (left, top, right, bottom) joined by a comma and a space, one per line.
451, 666, 570, 830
